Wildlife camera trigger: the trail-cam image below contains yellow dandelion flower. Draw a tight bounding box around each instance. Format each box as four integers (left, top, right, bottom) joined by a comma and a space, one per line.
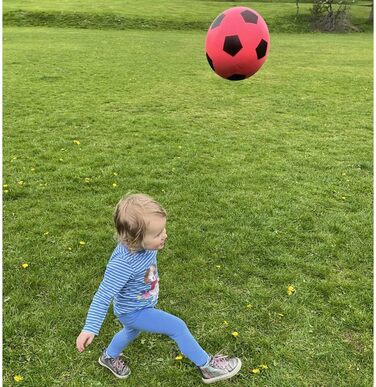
341, 196, 346, 200
68, 248, 72, 251
251, 368, 260, 374
73, 140, 81, 145
59, 158, 64, 162
21, 263, 29, 269
79, 241, 86, 245
3, 184, 8, 188
113, 172, 118, 176
259, 364, 268, 369
14, 375, 24, 382
287, 285, 296, 296
175, 355, 183, 360
4, 190, 9, 193
112, 183, 117, 188
231, 331, 239, 338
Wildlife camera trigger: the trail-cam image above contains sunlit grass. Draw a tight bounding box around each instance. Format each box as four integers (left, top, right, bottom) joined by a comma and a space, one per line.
3, 0, 372, 32
3, 25, 372, 386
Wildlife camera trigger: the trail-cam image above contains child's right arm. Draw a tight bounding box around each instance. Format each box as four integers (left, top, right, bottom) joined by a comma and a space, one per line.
76, 331, 95, 352
76, 257, 133, 352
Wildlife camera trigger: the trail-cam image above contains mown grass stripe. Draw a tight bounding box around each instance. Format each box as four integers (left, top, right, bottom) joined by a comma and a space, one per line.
4, 10, 211, 31
3, 10, 313, 32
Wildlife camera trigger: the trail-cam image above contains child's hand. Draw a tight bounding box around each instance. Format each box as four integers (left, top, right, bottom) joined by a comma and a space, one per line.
76, 331, 95, 352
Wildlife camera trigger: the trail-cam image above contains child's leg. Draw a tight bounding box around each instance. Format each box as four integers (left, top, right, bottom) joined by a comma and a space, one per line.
106, 326, 141, 358
124, 308, 210, 367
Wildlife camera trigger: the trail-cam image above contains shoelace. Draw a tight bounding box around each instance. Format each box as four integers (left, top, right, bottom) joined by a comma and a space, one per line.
210, 354, 229, 369
112, 357, 126, 372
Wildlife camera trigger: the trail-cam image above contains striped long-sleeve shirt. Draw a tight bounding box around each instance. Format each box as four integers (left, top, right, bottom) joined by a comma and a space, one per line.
83, 243, 159, 335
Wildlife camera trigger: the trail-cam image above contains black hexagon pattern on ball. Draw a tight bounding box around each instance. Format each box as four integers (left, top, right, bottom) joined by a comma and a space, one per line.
256, 39, 268, 60
211, 13, 225, 29
227, 74, 246, 81
240, 10, 258, 24
223, 35, 243, 57
206, 53, 215, 71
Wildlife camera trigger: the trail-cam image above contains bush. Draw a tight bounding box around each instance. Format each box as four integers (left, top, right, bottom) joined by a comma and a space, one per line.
311, 0, 357, 31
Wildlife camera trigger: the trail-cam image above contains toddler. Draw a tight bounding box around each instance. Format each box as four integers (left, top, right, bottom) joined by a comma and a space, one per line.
76, 193, 241, 384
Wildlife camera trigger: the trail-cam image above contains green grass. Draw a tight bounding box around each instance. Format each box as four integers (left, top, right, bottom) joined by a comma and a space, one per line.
3, 10, 373, 387
3, 0, 372, 32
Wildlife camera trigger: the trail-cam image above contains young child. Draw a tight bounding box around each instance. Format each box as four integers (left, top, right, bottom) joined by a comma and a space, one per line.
76, 193, 241, 384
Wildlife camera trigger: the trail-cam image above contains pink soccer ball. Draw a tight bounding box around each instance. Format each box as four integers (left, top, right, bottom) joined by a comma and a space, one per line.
205, 7, 270, 80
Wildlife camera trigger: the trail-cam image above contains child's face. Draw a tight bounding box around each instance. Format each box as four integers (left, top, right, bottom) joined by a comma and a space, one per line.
143, 214, 167, 250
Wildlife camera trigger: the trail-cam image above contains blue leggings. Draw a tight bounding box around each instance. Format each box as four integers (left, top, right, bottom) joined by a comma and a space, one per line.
106, 308, 209, 367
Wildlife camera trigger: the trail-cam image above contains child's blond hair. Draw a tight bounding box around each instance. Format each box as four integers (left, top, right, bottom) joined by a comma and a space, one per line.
114, 193, 167, 251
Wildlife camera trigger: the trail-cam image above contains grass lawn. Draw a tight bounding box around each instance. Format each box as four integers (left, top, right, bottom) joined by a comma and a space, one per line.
3, 0, 372, 32
2, 11, 373, 387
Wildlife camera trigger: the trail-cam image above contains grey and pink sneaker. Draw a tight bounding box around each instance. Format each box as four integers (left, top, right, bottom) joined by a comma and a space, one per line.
98, 350, 130, 379
199, 354, 242, 384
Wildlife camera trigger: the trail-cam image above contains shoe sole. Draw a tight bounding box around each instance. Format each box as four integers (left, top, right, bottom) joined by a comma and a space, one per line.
98, 357, 131, 379
201, 358, 242, 384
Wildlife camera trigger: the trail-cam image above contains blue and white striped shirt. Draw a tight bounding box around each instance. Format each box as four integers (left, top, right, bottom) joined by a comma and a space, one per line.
83, 243, 159, 335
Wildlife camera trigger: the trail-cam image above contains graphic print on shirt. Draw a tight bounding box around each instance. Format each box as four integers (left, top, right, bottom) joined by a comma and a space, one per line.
140, 264, 159, 301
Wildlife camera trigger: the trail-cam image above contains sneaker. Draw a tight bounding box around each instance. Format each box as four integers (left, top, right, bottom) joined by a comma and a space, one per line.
199, 354, 242, 384
98, 350, 131, 379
